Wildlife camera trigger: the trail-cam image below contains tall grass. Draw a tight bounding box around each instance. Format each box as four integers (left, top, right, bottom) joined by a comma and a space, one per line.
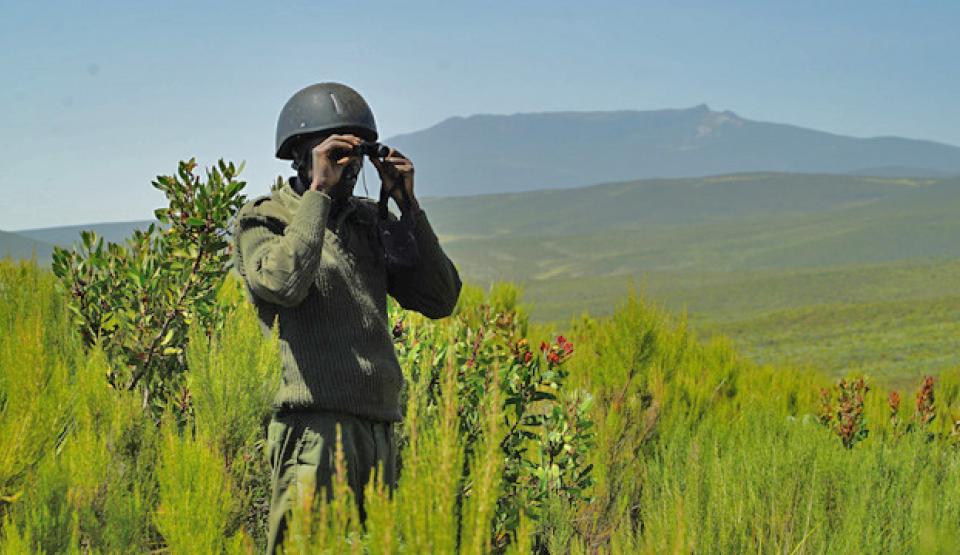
1, 259, 959, 552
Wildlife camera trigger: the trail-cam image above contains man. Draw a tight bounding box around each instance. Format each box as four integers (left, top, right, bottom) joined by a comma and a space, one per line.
232, 82, 462, 553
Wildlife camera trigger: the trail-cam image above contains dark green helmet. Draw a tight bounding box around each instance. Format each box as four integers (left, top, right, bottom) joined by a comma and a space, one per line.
275, 82, 378, 160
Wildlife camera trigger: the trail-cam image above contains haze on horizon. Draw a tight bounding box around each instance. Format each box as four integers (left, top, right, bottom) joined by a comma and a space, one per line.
1, 0, 957, 230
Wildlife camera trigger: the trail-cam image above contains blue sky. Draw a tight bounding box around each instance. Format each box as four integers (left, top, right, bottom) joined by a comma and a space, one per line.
1, 0, 957, 229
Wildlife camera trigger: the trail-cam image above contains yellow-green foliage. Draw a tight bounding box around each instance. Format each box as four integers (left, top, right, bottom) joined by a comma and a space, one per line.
3, 259, 960, 553
155, 426, 245, 554
187, 279, 280, 462
0, 262, 72, 508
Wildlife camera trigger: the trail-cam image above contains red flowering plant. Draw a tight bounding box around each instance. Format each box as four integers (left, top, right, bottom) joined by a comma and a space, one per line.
390, 289, 594, 551
915, 375, 936, 441
888, 390, 904, 437
817, 377, 870, 449
915, 376, 936, 427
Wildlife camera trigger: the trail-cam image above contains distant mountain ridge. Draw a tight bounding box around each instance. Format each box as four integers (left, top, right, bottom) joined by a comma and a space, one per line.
17, 221, 154, 248
0, 230, 53, 261
386, 105, 960, 197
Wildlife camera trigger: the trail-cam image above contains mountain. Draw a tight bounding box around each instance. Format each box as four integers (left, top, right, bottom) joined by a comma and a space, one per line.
0, 230, 53, 261
17, 220, 155, 247
386, 105, 960, 197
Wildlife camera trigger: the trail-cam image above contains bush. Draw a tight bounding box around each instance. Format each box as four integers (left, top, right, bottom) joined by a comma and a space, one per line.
51, 159, 247, 419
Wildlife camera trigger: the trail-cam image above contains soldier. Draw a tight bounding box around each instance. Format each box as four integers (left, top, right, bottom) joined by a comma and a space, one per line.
232, 82, 462, 553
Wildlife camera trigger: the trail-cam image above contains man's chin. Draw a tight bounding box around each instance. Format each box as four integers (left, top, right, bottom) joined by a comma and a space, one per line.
329, 180, 357, 200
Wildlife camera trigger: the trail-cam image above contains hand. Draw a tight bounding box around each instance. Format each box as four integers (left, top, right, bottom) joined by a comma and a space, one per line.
370, 148, 420, 213
308, 134, 363, 193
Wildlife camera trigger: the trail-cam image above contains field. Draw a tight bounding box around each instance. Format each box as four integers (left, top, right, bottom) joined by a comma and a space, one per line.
520, 259, 960, 385
421, 173, 960, 385
3, 259, 960, 553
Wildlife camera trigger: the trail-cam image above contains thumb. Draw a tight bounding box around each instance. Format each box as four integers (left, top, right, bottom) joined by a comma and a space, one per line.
370, 156, 387, 175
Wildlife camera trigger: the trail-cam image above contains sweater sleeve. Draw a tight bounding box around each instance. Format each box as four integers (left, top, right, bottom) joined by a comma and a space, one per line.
235, 190, 332, 307
387, 210, 462, 319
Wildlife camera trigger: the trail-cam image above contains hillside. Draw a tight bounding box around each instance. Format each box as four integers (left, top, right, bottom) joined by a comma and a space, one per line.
387, 105, 960, 197
422, 172, 939, 239
432, 174, 960, 281
16, 220, 154, 247
0, 230, 53, 261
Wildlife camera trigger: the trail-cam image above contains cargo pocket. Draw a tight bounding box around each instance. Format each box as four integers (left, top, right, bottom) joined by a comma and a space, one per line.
266, 419, 287, 472
293, 426, 328, 500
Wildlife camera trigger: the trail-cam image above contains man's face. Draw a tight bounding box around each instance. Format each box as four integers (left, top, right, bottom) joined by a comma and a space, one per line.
302, 133, 363, 199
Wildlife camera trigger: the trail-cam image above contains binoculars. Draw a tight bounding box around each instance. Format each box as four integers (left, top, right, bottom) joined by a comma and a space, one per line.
351, 141, 391, 159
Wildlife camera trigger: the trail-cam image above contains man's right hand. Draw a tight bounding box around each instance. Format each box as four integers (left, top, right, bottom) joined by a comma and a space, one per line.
309, 134, 363, 193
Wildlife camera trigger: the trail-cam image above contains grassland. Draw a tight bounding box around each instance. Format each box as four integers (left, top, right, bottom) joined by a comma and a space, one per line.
423, 173, 960, 384
5, 259, 960, 553
518, 259, 960, 385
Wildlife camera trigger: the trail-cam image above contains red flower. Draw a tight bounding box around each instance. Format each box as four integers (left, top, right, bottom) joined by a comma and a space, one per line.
523, 351, 532, 364
888, 391, 901, 413
540, 341, 549, 352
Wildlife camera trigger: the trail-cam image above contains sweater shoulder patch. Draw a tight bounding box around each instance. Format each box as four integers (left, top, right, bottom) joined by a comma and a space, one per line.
238, 194, 292, 223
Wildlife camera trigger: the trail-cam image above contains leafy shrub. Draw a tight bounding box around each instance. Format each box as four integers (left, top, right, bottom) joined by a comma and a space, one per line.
392, 283, 594, 550
51, 159, 246, 418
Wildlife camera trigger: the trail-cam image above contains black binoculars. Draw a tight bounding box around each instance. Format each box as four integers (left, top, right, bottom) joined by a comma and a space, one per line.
352, 141, 391, 159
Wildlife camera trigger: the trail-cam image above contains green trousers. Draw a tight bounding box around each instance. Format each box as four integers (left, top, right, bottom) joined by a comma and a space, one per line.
265, 410, 398, 554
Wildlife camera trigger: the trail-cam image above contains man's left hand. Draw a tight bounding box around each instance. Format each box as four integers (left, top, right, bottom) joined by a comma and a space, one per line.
371, 148, 420, 213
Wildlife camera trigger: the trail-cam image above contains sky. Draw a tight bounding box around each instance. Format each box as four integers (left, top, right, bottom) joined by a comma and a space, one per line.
1, 0, 957, 230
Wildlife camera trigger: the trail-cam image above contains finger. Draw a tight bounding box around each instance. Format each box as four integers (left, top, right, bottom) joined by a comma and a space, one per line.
316, 140, 356, 154
369, 157, 390, 177
386, 147, 408, 160
384, 157, 413, 168
327, 134, 363, 144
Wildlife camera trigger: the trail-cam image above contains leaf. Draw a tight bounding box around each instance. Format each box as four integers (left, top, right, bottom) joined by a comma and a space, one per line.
532, 391, 557, 402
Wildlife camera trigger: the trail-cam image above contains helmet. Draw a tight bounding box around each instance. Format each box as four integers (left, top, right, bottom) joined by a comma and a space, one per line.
275, 82, 378, 160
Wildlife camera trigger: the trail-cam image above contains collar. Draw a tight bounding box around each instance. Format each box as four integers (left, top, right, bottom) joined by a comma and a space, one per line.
278, 179, 360, 230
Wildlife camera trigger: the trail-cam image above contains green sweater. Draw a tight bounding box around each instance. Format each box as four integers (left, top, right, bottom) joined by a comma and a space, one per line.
233, 182, 461, 422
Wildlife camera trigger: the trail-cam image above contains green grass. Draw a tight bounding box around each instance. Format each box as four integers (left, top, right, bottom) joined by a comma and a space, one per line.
511, 259, 960, 384
3, 170, 960, 551
703, 295, 960, 386
3, 259, 960, 552
422, 174, 960, 385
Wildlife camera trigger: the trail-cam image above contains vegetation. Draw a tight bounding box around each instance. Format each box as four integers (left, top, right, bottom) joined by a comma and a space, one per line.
7, 172, 960, 384
50, 159, 247, 417
1, 166, 958, 552
518, 259, 960, 384
3, 252, 960, 552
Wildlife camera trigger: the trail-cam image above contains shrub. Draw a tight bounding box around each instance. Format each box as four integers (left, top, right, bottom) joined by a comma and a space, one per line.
51, 159, 246, 419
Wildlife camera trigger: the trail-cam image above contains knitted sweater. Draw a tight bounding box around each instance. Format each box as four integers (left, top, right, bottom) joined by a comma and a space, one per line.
233, 182, 462, 422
